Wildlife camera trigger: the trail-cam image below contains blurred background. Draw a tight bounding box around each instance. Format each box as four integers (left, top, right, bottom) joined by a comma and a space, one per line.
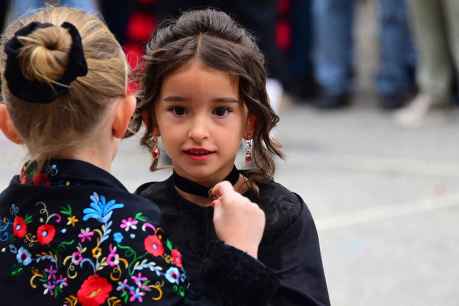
1, 1, 459, 305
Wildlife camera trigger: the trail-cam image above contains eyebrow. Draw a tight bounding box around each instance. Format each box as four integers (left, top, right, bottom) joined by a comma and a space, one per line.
162, 96, 240, 103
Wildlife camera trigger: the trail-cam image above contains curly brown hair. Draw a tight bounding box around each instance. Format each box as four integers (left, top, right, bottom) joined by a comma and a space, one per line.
137, 8, 283, 188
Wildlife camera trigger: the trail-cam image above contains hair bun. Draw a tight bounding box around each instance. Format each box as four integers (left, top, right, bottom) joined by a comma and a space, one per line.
18, 25, 72, 84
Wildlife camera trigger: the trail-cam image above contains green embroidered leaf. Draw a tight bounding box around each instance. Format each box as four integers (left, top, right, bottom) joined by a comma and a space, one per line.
55, 286, 62, 297
10, 266, 23, 277
24, 215, 33, 224
121, 291, 129, 303
166, 239, 173, 251
60, 204, 72, 216
118, 244, 137, 260
54, 240, 75, 253
135, 212, 146, 222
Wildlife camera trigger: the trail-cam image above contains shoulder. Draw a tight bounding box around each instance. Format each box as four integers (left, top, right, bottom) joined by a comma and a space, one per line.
135, 177, 175, 209
256, 180, 314, 240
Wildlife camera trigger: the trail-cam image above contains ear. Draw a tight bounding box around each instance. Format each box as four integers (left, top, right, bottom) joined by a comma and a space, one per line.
141, 111, 160, 136
0, 104, 23, 144
112, 94, 136, 139
244, 114, 256, 140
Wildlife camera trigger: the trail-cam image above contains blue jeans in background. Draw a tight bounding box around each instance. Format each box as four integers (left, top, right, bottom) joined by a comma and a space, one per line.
375, 0, 416, 97
313, 0, 415, 97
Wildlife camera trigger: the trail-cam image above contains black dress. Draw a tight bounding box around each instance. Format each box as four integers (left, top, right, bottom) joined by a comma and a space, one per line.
137, 175, 330, 306
0, 160, 187, 306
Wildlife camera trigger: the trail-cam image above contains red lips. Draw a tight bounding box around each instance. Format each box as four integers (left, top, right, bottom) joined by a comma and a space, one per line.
183, 148, 215, 161
184, 148, 215, 155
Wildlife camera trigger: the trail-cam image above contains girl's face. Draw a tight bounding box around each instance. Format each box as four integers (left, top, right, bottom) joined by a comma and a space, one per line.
153, 59, 252, 186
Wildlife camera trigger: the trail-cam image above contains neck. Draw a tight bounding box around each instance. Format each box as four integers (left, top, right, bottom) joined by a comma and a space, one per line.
175, 174, 249, 207
54, 144, 115, 172
172, 166, 240, 198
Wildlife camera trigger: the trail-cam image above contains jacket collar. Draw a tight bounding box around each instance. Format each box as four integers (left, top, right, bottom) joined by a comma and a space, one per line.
16, 159, 127, 191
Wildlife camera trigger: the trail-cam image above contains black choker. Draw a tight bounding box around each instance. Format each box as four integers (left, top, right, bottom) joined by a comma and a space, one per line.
172, 166, 240, 198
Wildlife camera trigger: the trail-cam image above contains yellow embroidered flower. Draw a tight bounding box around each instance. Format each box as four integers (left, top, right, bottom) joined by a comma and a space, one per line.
92, 246, 102, 259
67, 216, 79, 227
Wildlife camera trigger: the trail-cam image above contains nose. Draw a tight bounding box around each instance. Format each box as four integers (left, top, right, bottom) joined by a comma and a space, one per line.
188, 115, 209, 143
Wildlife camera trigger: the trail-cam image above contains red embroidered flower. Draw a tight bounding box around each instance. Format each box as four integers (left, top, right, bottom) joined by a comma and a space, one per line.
144, 235, 164, 257
13, 216, 27, 239
171, 249, 183, 268
36, 224, 56, 245
77, 275, 112, 306
32, 172, 50, 187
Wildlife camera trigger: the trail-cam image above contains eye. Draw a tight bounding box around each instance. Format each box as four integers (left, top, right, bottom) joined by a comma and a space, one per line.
167, 106, 187, 116
213, 106, 232, 118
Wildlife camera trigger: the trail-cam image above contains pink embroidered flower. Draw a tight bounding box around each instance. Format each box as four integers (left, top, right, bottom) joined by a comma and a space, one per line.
56, 275, 68, 289
144, 235, 164, 257
131, 272, 147, 287
129, 287, 145, 303
78, 228, 94, 243
107, 245, 120, 267
72, 250, 84, 265
45, 265, 57, 280
171, 249, 183, 268
120, 217, 138, 232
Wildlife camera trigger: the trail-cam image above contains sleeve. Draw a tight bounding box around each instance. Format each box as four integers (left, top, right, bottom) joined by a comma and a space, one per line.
194, 193, 330, 306
265, 193, 330, 306
199, 239, 280, 306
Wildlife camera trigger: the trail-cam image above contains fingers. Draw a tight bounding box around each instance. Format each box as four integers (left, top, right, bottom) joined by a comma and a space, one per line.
210, 180, 234, 199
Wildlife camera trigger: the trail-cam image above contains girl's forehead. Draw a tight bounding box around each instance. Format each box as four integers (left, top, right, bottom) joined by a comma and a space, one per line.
161, 59, 239, 94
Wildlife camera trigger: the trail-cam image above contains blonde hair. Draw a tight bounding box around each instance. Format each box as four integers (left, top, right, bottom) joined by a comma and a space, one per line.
0, 7, 128, 164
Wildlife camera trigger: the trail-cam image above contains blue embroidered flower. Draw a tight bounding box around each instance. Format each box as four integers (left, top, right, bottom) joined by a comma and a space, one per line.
113, 232, 124, 243
116, 279, 132, 293
83, 192, 124, 223
129, 287, 145, 303
165, 267, 180, 284
16, 247, 32, 266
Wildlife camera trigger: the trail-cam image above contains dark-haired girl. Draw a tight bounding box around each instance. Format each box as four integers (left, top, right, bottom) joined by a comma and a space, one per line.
135, 9, 330, 306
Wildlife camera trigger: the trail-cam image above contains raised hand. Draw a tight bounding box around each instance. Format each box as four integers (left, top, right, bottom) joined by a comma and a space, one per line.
210, 181, 265, 258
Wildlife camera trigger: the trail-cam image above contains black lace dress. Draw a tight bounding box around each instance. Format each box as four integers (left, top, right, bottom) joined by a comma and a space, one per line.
137, 176, 330, 306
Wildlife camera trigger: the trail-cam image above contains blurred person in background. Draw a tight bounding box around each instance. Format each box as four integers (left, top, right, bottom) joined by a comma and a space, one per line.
281, 0, 319, 102
395, 0, 459, 127
313, 0, 415, 110
0, 2, 9, 32
7, 0, 98, 21
98, 0, 135, 46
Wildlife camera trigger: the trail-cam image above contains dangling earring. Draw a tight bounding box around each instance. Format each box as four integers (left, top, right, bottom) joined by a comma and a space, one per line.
147, 134, 160, 171
244, 139, 253, 168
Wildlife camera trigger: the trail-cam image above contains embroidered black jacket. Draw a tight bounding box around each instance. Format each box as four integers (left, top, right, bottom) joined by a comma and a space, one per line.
137, 176, 331, 306
0, 160, 188, 306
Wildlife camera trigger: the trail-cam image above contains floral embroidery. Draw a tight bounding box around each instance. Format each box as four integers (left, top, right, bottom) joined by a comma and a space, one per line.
16, 246, 32, 266
0, 191, 188, 304
144, 235, 164, 257
120, 217, 138, 232
13, 216, 27, 238
36, 224, 56, 245
171, 249, 183, 268
77, 275, 113, 306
